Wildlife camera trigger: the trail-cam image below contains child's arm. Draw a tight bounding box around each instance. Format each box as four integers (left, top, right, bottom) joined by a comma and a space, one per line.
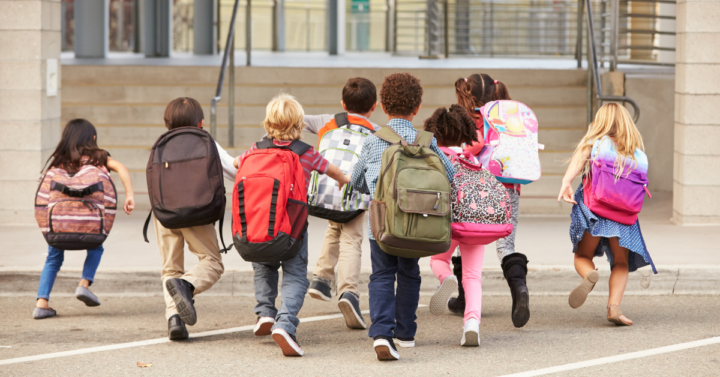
106, 157, 135, 214
303, 114, 332, 135
215, 142, 238, 180
325, 164, 351, 191
558, 149, 590, 204
350, 142, 370, 194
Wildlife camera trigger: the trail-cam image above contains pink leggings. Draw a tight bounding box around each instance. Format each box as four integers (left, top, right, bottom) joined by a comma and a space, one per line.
430, 239, 485, 323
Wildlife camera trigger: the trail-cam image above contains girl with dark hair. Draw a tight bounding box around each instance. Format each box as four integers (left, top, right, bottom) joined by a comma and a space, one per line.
424, 105, 489, 346
449, 74, 532, 330
34, 119, 135, 319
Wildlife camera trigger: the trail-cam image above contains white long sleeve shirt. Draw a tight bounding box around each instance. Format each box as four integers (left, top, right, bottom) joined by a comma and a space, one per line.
215, 142, 238, 180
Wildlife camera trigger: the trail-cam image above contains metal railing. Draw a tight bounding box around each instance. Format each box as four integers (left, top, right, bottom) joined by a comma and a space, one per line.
583, 0, 640, 123
210, 0, 242, 145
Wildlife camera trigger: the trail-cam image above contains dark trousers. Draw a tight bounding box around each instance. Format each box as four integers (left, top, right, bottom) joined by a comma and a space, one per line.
367, 239, 421, 339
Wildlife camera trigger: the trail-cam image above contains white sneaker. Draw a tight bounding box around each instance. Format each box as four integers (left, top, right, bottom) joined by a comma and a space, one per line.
253, 316, 275, 336
373, 338, 400, 361
394, 338, 415, 348
430, 275, 458, 315
461, 317, 480, 347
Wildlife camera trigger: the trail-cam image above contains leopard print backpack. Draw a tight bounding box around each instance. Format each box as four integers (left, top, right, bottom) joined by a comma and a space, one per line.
441, 148, 514, 245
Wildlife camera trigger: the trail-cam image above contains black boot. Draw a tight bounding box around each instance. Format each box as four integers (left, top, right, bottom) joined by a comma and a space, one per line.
168, 314, 189, 340
447, 255, 466, 315
502, 253, 530, 328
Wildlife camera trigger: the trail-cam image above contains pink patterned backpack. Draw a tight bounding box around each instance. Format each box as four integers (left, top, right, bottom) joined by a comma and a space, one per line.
35, 164, 117, 250
441, 148, 513, 245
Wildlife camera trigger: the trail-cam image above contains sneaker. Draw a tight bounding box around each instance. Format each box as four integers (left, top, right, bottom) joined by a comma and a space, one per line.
271, 328, 304, 356
254, 316, 275, 336
168, 314, 189, 341
394, 337, 415, 348
338, 292, 367, 329
373, 336, 400, 361
308, 278, 332, 302
461, 318, 480, 347
75, 286, 101, 307
165, 278, 197, 326
430, 275, 458, 315
32, 307, 56, 320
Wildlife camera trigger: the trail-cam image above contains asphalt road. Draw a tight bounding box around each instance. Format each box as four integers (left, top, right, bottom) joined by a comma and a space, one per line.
1, 294, 719, 376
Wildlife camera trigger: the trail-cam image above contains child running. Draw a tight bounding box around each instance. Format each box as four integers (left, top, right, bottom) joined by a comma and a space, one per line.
558, 103, 656, 326
234, 93, 350, 356
351, 73, 455, 360
423, 105, 487, 346
449, 73, 531, 329
33, 119, 135, 319
304, 77, 380, 330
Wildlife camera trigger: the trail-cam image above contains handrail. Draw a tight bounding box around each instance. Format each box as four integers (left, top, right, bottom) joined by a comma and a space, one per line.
584, 0, 640, 123
210, 0, 242, 142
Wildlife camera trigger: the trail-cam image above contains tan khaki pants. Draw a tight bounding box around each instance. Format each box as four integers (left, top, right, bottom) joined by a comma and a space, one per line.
312, 213, 364, 296
154, 217, 225, 319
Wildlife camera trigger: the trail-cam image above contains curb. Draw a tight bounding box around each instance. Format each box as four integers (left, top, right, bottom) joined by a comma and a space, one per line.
3, 268, 719, 297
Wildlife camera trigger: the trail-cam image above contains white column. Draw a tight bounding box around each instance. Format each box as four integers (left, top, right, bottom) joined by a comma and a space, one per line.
0, 0, 62, 224
673, 0, 720, 224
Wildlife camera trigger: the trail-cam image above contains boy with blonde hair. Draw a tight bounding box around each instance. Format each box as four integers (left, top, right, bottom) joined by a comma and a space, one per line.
234, 93, 350, 357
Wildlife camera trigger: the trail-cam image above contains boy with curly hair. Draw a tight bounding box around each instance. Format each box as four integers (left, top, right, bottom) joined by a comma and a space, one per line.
350, 73, 455, 361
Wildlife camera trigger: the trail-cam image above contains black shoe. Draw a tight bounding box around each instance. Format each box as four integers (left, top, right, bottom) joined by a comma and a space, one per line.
168, 314, 189, 341
272, 328, 304, 356
394, 337, 415, 348
338, 292, 366, 329
308, 278, 332, 302
448, 255, 466, 315
373, 335, 399, 361
165, 278, 197, 326
502, 253, 530, 328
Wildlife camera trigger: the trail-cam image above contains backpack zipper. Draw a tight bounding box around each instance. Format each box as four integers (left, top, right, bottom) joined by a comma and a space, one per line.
434, 192, 440, 210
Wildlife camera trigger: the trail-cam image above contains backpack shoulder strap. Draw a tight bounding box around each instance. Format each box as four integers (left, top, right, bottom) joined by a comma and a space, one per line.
289, 140, 312, 156
256, 137, 275, 150
374, 127, 405, 145
413, 130, 433, 148
334, 112, 350, 128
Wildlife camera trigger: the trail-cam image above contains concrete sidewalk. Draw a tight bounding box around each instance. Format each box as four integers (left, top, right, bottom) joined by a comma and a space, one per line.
2, 193, 719, 295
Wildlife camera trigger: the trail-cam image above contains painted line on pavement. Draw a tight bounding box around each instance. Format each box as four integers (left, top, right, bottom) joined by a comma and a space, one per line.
0, 309, 366, 366
0, 306, 428, 366
497, 336, 720, 377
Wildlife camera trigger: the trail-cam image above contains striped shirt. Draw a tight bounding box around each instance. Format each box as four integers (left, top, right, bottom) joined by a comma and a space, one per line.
350, 118, 456, 240
237, 139, 329, 187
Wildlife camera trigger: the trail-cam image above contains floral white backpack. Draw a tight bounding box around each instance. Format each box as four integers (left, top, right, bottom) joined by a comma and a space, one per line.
478, 100, 543, 185
441, 147, 513, 245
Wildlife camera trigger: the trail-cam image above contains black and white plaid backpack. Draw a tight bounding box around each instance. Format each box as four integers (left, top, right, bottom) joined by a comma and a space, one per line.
308, 113, 375, 223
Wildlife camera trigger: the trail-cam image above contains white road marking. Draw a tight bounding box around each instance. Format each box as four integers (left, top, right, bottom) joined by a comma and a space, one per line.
0, 307, 431, 366
497, 336, 720, 377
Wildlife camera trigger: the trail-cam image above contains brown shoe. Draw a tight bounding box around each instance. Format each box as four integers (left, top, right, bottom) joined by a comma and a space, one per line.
568, 269, 599, 309
607, 305, 633, 326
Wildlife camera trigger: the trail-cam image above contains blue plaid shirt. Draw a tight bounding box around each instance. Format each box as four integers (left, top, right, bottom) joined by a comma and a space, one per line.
351, 118, 455, 240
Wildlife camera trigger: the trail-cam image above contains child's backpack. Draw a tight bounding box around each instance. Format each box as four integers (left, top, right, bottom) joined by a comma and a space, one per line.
583, 136, 651, 225
441, 148, 513, 245
478, 100, 542, 184
232, 138, 310, 263
35, 164, 117, 250
369, 128, 452, 258
308, 113, 374, 223
143, 127, 229, 250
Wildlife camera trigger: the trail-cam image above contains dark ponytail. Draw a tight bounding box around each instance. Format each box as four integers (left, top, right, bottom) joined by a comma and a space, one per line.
455, 73, 512, 117
423, 104, 479, 147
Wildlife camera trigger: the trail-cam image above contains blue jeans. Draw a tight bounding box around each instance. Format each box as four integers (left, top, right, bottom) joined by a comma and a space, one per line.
36, 245, 104, 300
367, 239, 421, 339
252, 231, 309, 336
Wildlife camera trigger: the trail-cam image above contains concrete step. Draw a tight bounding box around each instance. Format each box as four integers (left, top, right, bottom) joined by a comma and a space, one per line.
63, 66, 589, 87
63, 83, 588, 108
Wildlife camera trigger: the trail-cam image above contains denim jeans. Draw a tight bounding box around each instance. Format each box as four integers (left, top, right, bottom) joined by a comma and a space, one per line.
36, 245, 105, 300
252, 231, 309, 336
367, 239, 421, 339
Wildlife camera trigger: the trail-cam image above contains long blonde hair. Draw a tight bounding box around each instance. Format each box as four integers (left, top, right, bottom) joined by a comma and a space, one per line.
573, 103, 644, 177
262, 93, 305, 141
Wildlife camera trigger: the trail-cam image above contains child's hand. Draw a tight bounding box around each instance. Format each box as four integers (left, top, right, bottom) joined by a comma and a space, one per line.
558, 181, 577, 204
123, 196, 135, 214
337, 174, 351, 191
233, 157, 239, 168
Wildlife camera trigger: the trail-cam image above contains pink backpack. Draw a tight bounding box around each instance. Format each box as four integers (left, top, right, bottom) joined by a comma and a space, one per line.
442, 148, 513, 245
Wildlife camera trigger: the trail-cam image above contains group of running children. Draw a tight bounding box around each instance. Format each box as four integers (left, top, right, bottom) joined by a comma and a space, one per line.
32, 72, 656, 361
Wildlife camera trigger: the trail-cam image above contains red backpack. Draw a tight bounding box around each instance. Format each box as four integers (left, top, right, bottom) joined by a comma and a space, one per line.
232, 138, 310, 262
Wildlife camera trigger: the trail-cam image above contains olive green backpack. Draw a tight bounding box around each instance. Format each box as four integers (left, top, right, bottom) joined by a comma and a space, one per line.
369, 127, 452, 258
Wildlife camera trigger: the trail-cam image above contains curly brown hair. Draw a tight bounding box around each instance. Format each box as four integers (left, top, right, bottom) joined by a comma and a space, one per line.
379, 73, 423, 117
423, 104, 479, 147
